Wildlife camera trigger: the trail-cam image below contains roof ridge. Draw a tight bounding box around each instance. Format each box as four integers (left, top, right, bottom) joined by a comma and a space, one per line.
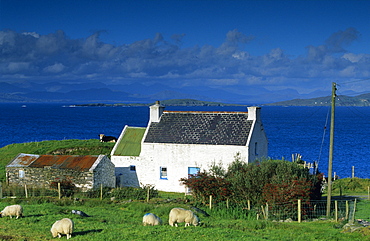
164, 110, 248, 114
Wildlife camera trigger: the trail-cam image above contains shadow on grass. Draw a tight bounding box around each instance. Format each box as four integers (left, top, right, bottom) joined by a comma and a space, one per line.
0, 235, 14, 240
331, 195, 369, 201
74, 229, 103, 236
25, 214, 44, 218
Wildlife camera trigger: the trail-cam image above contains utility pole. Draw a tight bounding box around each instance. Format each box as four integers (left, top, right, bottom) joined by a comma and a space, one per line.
326, 82, 336, 217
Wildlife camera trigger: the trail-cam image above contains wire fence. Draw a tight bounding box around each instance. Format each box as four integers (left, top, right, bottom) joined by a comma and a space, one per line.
205, 196, 357, 222
0, 183, 357, 223
262, 199, 356, 222
0, 183, 158, 201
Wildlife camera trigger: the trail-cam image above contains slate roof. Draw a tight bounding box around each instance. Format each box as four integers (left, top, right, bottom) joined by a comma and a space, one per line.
112, 127, 146, 156
143, 111, 253, 146
7, 153, 104, 172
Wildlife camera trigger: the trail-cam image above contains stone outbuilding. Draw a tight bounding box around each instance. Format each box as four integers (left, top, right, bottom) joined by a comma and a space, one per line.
6, 153, 115, 191
111, 101, 268, 193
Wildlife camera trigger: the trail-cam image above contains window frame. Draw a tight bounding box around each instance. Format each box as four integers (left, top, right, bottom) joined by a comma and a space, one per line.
160, 166, 168, 180
19, 169, 25, 178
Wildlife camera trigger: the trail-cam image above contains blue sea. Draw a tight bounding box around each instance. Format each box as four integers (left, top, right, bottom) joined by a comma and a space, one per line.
1, 103, 369, 179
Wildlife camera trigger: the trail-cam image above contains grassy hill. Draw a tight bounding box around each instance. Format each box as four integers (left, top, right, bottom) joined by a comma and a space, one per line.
265, 93, 370, 106
0, 139, 115, 182
76, 98, 246, 107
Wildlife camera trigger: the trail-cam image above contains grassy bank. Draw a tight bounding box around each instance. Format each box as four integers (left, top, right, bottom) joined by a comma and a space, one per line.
0, 197, 369, 241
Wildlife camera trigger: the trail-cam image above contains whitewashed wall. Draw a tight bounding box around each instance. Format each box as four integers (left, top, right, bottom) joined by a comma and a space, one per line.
111, 156, 141, 187
112, 143, 249, 192
247, 119, 268, 162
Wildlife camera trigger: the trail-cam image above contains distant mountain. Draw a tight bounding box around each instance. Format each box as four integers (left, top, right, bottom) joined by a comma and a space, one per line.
0, 80, 368, 105
265, 93, 370, 106
77, 99, 245, 107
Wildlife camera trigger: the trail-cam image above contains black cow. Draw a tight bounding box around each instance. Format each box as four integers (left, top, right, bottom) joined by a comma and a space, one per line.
99, 134, 117, 142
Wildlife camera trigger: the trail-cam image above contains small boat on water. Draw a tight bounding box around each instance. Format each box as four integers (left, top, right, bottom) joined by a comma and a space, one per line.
21, 105, 27, 108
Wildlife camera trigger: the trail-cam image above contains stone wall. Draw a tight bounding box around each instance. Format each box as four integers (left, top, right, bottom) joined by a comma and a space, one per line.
6, 156, 115, 191
6, 167, 94, 191
92, 156, 115, 189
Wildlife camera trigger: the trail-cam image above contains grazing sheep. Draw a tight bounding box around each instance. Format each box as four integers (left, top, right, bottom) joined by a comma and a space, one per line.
169, 208, 200, 227
142, 213, 162, 226
50, 218, 74, 239
0, 205, 23, 219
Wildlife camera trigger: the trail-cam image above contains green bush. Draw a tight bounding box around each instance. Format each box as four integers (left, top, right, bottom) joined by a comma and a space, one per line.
82, 187, 113, 199
181, 158, 323, 207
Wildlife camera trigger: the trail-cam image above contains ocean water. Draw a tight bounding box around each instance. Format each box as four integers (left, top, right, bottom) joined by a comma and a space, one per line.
1, 103, 369, 179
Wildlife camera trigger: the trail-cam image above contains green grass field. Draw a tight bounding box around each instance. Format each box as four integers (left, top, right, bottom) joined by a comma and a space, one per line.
0, 197, 369, 241
0, 140, 369, 240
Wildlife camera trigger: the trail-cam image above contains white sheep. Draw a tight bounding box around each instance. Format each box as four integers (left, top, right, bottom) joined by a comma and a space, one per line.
142, 213, 162, 226
50, 218, 74, 239
0, 204, 23, 219
169, 208, 200, 227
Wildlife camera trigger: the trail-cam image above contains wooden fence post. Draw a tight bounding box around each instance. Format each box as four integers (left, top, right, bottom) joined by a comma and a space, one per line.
335, 201, 338, 222
345, 201, 349, 220
352, 166, 355, 178
226, 198, 229, 209
58, 182, 61, 199
247, 200, 251, 210
146, 187, 150, 202
0, 182, 3, 199
24, 184, 28, 198
298, 199, 301, 223
261, 205, 265, 219
209, 195, 212, 209
100, 183, 103, 200
351, 199, 357, 223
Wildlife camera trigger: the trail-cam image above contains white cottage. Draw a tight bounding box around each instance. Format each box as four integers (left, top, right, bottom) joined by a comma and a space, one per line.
111, 102, 268, 193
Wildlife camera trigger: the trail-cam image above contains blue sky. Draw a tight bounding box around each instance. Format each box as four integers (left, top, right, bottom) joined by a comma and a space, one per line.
1, 0, 370, 100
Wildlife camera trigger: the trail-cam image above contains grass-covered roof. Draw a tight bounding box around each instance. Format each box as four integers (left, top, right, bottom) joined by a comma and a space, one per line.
113, 127, 146, 156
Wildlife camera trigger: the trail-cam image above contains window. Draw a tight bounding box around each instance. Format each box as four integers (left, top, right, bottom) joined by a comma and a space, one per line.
129, 165, 136, 171
188, 167, 200, 177
19, 170, 25, 178
160, 167, 167, 179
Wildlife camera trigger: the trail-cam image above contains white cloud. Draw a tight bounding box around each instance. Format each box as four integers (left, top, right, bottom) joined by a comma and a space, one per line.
22, 32, 40, 38
6, 62, 32, 73
342, 53, 368, 63
43, 63, 65, 73
0, 28, 369, 95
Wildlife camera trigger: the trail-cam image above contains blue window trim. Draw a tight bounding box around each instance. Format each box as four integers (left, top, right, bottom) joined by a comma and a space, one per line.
129, 165, 136, 171
160, 166, 168, 180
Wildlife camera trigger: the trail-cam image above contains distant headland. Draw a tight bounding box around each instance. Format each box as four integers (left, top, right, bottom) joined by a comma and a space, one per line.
75, 99, 247, 107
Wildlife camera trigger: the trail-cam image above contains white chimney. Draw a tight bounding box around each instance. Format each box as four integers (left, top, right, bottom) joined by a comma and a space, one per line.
149, 101, 164, 122
247, 106, 261, 121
